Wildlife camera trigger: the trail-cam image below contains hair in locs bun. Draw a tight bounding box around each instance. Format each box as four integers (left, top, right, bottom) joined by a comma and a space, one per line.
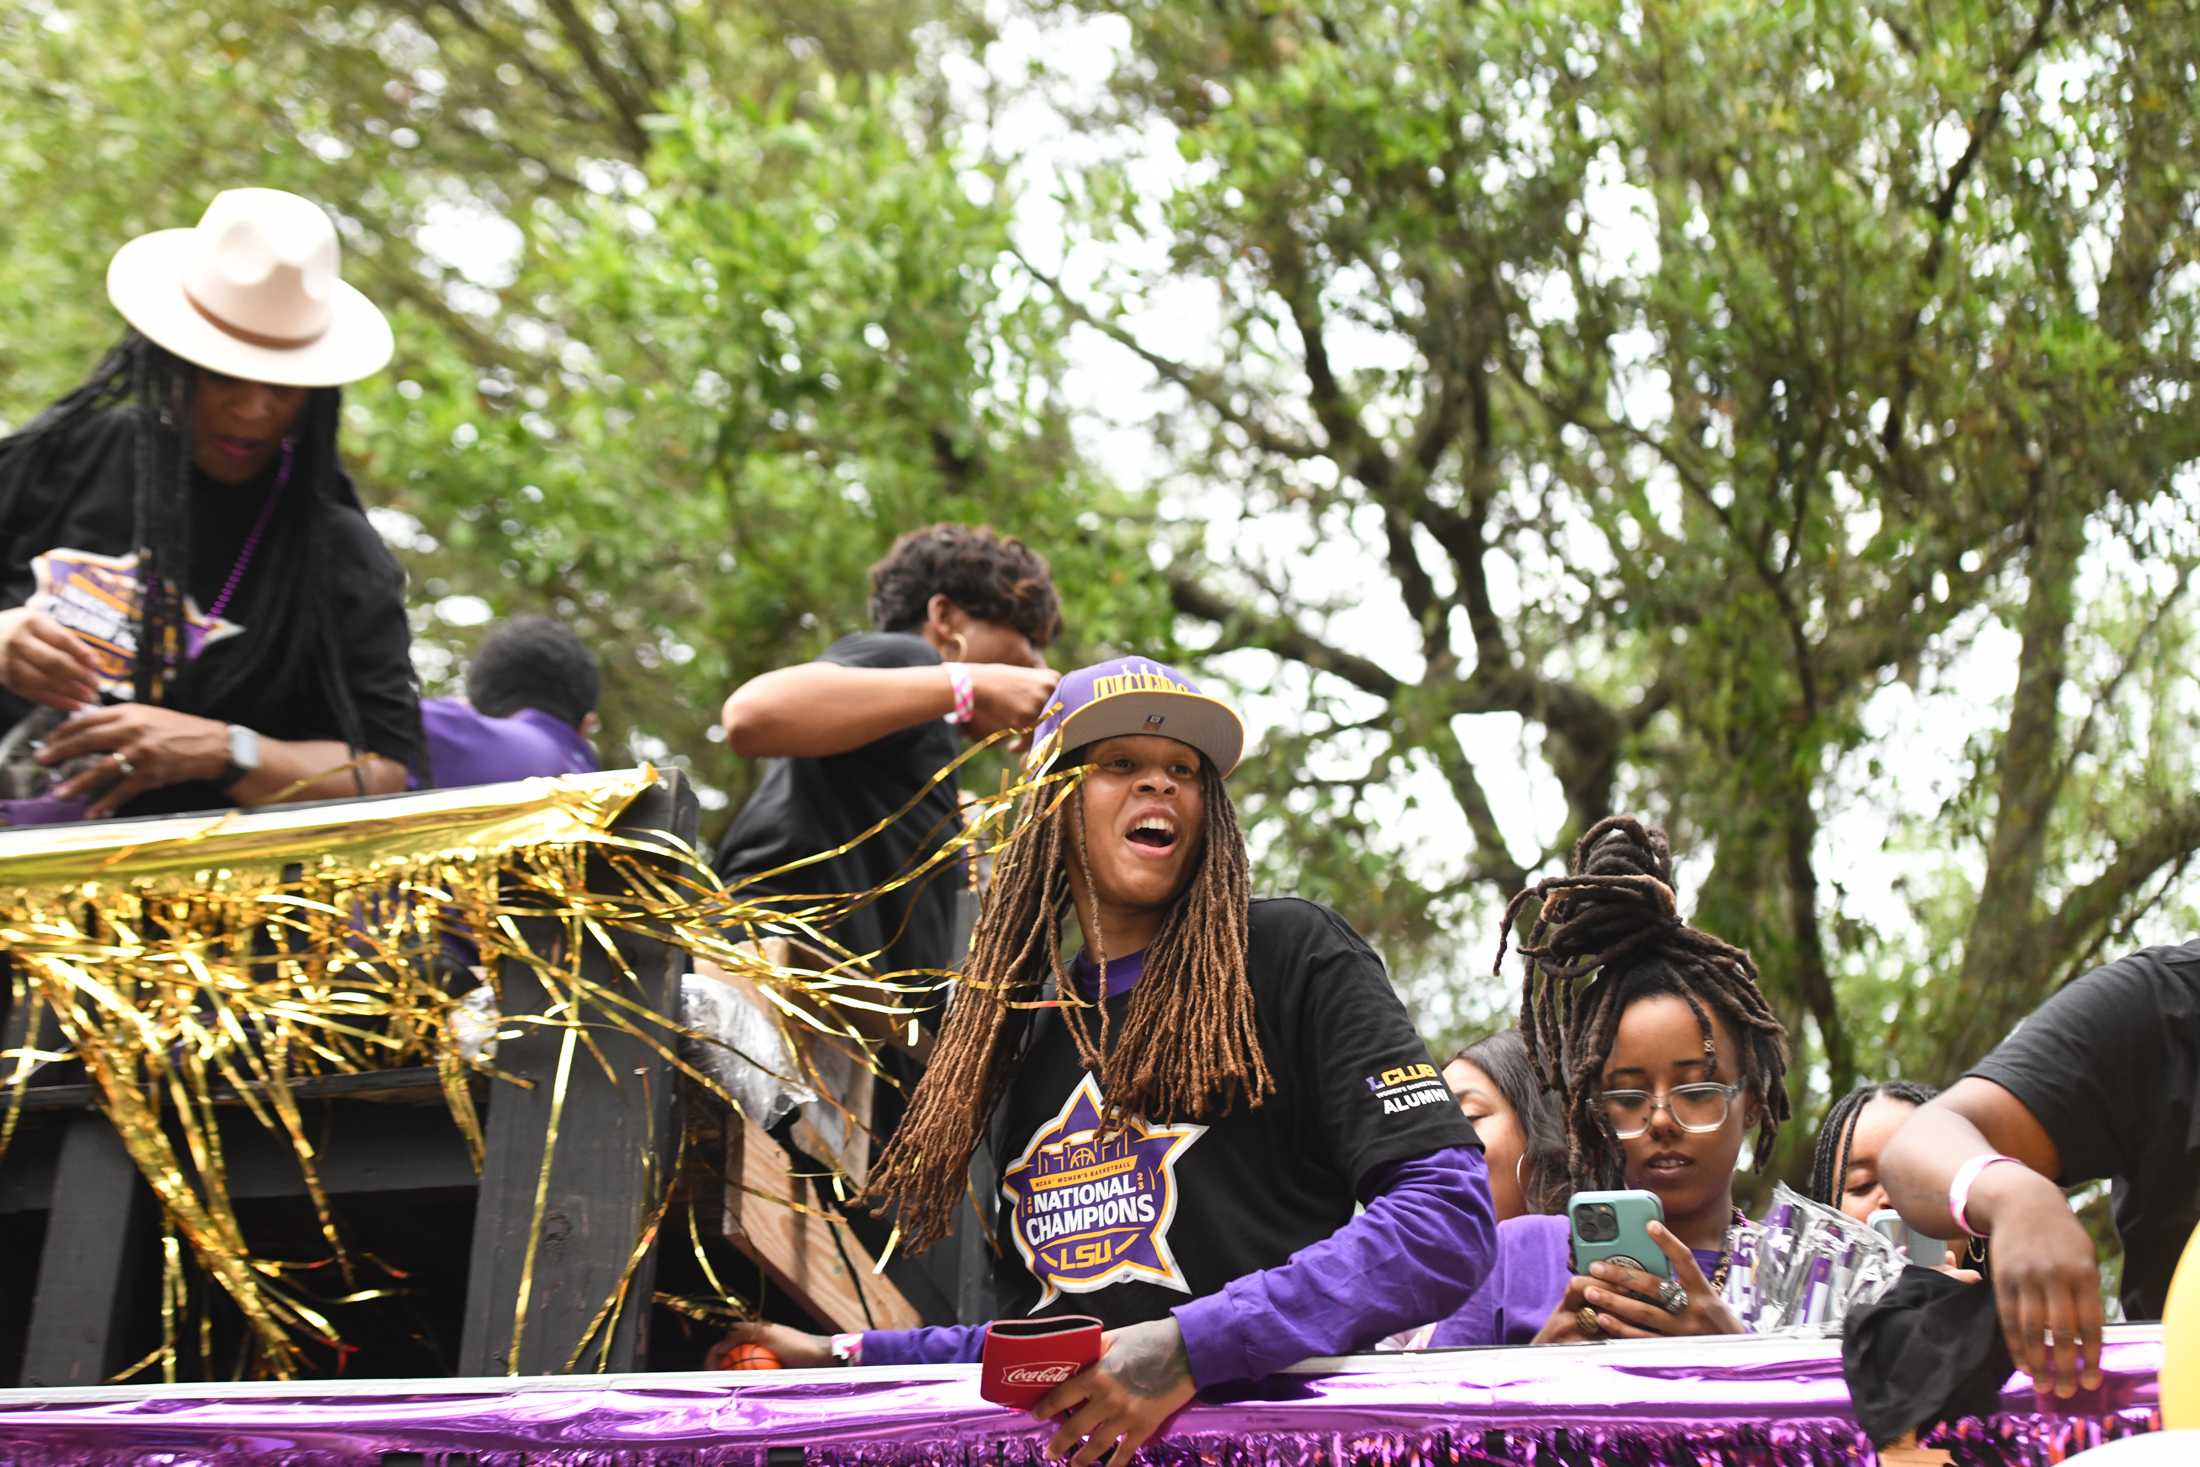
1499, 815, 1791, 1189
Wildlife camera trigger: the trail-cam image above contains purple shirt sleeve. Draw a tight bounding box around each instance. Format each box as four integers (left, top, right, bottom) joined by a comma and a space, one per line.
1426, 1215, 1739, 1347
1168, 1144, 1495, 1389
1430, 1213, 1571, 1347
859, 1322, 984, 1367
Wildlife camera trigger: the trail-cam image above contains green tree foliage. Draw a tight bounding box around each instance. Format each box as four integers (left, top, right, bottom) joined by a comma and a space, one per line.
1029, 0, 2200, 1187
0, 0, 1172, 816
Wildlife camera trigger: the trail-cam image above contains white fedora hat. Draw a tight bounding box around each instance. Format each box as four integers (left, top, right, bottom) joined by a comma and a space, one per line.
105, 188, 394, 388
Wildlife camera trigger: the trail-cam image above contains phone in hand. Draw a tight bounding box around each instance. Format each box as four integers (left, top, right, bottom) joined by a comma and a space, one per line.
1569, 1188, 1671, 1281
1867, 1207, 1949, 1266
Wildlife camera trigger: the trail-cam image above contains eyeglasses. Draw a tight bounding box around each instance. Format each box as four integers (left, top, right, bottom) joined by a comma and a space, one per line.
1596, 1081, 1744, 1139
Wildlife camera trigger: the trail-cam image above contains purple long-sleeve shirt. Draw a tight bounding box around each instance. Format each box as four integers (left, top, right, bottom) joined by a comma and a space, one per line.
419, 699, 597, 788
1428, 1212, 1729, 1347
862, 947, 1495, 1386
863, 1148, 1489, 1384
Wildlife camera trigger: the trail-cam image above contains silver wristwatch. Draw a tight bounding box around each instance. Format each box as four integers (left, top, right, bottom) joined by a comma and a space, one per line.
219, 723, 262, 791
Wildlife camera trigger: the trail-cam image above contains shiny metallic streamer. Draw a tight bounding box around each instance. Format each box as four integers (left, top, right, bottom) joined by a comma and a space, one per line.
0, 1330, 2164, 1463
0, 752, 1079, 1380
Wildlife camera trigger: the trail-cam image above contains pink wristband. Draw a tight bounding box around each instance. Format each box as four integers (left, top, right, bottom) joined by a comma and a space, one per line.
1948, 1152, 2022, 1238
943, 664, 975, 726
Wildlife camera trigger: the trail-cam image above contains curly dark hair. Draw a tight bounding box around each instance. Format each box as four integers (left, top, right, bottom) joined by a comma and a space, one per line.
867, 524, 1062, 648
467, 615, 600, 730
1806, 1079, 1937, 1211
1502, 815, 1792, 1190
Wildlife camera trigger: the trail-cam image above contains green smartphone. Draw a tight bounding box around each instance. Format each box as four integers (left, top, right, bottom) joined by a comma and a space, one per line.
1568, 1188, 1670, 1280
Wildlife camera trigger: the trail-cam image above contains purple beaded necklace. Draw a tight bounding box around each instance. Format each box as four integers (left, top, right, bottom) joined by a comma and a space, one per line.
205, 437, 292, 622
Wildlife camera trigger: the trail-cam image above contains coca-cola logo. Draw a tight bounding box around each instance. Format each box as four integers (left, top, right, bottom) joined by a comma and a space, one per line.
1001, 1361, 1079, 1386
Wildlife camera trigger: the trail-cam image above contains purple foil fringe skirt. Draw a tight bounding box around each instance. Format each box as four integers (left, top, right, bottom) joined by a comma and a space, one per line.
0, 1327, 2163, 1465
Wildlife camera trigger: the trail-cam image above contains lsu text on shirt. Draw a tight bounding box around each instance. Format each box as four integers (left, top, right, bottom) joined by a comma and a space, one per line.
986, 897, 1477, 1328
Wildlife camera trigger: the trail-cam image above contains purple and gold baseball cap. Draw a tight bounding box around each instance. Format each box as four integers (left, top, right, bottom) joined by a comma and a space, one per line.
1029, 657, 1247, 777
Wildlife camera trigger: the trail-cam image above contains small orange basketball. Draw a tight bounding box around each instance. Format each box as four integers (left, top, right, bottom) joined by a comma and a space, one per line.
723, 1342, 782, 1370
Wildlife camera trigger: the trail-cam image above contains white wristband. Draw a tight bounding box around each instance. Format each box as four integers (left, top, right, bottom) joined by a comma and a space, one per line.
943, 664, 975, 725
1948, 1152, 2022, 1238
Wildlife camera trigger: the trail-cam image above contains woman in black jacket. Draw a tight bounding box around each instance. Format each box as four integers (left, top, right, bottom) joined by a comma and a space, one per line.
0, 188, 422, 822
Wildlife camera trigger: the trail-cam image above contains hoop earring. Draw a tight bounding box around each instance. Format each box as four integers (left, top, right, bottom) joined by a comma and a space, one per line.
949, 632, 969, 662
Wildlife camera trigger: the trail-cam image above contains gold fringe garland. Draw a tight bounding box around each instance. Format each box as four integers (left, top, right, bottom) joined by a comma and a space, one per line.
0, 742, 1082, 1380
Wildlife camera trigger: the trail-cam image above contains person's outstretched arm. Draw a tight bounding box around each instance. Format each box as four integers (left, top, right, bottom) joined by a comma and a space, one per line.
1166, 1145, 1494, 1385
1880, 1079, 2101, 1398
1028, 1145, 1493, 1467
721, 661, 1058, 757
708, 1320, 983, 1370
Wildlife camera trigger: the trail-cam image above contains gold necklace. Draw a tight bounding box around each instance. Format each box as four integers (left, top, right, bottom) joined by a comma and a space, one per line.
1708, 1206, 1748, 1292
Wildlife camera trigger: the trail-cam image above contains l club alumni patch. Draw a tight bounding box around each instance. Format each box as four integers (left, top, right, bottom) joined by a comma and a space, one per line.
1000, 1074, 1205, 1309
1365, 1061, 1452, 1116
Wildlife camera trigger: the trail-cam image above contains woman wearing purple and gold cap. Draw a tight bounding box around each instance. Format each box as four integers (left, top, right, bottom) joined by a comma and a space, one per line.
0, 188, 421, 823
719, 656, 1495, 1464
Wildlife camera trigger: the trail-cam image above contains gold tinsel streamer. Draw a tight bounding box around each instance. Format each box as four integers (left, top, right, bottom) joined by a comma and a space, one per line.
0, 740, 1081, 1381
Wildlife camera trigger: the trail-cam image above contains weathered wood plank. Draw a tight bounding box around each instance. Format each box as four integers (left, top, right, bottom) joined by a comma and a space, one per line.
6, 1065, 459, 1113
0, 1102, 477, 1216
18, 1113, 152, 1386
455, 773, 696, 1375
723, 1117, 921, 1333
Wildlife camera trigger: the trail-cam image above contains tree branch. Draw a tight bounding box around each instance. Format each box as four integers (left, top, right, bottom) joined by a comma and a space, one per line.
1879, 0, 2061, 462
1429, 729, 1532, 896
1782, 787, 1855, 1098
1011, 251, 1324, 462
539, 0, 656, 160
1167, 569, 1401, 699
1945, 481, 2084, 1061
2041, 797, 2200, 980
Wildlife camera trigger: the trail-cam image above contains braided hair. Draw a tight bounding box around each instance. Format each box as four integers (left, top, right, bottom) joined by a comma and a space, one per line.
1806, 1080, 1937, 1210
0, 332, 376, 765
1502, 815, 1791, 1189
862, 750, 1273, 1253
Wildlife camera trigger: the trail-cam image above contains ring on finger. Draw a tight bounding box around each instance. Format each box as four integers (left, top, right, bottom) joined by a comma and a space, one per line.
111, 752, 135, 778
1578, 1305, 1602, 1336
1655, 1277, 1689, 1314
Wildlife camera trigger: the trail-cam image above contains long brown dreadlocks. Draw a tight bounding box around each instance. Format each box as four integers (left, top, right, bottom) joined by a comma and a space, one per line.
1499, 815, 1791, 1189
862, 754, 1273, 1253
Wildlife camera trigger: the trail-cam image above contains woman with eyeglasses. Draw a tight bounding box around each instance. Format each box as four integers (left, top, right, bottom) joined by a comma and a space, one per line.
1429, 816, 1792, 1346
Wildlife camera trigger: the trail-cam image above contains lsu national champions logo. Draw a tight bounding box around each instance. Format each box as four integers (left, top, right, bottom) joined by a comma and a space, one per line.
29, 547, 242, 696
1000, 1074, 1205, 1309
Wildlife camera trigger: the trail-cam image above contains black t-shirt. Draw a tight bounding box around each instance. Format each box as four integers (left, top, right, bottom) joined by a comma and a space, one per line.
0, 410, 424, 817
985, 897, 1477, 1326
713, 631, 964, 981
1968, 939, 2200, 1319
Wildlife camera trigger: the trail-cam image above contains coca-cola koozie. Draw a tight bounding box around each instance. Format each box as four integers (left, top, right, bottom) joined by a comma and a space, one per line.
978, 1315, 1103, 1408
